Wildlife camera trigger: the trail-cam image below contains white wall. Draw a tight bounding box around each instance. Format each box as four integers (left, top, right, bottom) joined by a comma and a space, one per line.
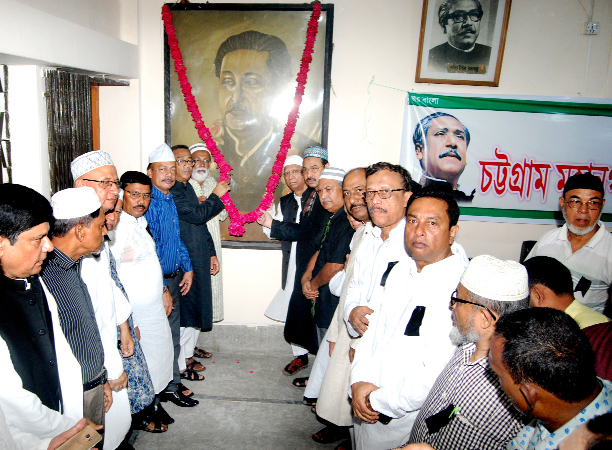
3, 0, 611, 325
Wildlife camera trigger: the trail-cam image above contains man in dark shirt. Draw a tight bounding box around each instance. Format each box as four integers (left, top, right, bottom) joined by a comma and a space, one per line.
40, 187, 111, 433
0, 184, 89, 443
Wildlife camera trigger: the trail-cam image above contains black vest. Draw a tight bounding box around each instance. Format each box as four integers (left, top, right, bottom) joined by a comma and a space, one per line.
0, 275, 62, 412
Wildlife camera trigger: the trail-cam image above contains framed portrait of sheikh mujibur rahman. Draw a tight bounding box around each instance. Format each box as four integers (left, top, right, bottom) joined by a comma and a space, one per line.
415, 0, 512, 86
164, 3, 334, 247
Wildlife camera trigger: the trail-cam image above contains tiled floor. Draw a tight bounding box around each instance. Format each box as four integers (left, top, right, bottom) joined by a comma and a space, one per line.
132, 351, 340, 450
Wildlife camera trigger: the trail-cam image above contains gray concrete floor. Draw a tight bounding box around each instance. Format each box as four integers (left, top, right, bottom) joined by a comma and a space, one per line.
132, 352, 342, 449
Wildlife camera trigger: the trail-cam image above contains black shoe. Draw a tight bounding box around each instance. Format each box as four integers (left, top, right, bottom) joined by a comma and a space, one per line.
159, 390, 199, 407
153, 402, 174, 424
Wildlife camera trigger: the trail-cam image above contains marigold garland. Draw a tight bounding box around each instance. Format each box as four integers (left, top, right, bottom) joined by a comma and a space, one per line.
162, 3, 321, 236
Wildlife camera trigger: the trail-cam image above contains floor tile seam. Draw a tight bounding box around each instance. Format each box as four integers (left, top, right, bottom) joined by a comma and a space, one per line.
189, 394, 304, 405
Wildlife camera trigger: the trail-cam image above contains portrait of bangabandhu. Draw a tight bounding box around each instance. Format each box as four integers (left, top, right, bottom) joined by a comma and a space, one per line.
428, 0, 492, 73
412, 112, 475, 202
167, 7, 332, 230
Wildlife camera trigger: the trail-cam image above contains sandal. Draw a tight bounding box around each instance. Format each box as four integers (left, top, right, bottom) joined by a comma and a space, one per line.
180, 369, 204, 381
312, 426, 350, 444
186, 357, 206, 372
282, 357, 308, 376
193, 347, 212, 358
303, 396, 317, 406
293, 377, 308, 387
134, 418, 167, 433
178, 383, 195, 397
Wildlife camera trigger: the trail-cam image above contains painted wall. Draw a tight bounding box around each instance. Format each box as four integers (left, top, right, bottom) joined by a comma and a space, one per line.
3, 0, 611, 326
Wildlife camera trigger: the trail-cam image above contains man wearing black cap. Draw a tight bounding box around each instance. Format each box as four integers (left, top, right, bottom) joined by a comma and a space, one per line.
527, 172, 611, 313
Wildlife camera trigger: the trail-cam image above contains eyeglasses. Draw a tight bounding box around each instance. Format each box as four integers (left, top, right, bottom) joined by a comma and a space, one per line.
82, 179, 120, 189
450, 290, 497, 321
302, 165, 322, 173
565, 199, 603, 210
193, 159, 210, 166
365, 189, 405, 200
448, 10, 483, 24
283, 169, 302, 177
176, 159, 195, 167
124, 190, 152, 200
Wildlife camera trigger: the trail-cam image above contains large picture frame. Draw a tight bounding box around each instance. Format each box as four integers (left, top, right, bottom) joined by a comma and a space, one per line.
164, 3, 334, 248
415, 0, 512, 86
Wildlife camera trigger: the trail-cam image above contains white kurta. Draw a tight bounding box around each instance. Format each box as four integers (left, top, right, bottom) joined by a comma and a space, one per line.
343, 219, 410, 337
0, 281, 83, 444
350, 244, 469, 450
190, 177, 227, 322
262, 194, 302, 322
110, 212, 173, 394
80, 245, 131, 450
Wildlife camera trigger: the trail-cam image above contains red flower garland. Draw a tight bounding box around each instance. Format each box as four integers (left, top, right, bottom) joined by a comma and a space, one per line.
162, 3, 321, 236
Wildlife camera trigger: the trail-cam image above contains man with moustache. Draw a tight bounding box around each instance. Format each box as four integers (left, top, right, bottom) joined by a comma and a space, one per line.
0, 184, 87, 445
189, 143, 229, 327
171, 145, 229, 377
303, 168, 370, 446
343, 162, 414, 339
412, 112, 474, 202
488, 308, 612, 450
211, 30, 316, 211
258, 146, 332, 371
527, 172, 612, 313
40, 188, 113, 439
111, 171, 176, 431
71, 152, 133, 449
406, 255, 528, 450
428, 0, 492, 73
145, 144, 197, 408
350, 188, 469, 450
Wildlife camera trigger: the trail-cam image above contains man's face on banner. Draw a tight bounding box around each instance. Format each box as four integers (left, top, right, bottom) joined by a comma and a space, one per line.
218, 49, 273, 135
417, 115, 468, 187
446, 0, 482, 50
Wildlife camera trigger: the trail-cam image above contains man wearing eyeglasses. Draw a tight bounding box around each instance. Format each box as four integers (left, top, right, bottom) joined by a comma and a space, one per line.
170, 145, 228, 380
428, 0, 492, 73
350, 188, 469, 450
405, 255, 528, 450
526, 172, 611, 313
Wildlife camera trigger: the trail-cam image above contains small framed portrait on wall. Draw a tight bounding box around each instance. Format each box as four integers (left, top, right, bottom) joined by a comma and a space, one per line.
415, 0, 512, 86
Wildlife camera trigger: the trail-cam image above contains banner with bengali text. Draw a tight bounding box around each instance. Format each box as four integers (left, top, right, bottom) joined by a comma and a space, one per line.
400, 93, 612, 225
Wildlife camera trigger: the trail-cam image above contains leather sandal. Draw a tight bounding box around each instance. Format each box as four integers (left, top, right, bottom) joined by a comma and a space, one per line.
282, 357, 308, 375
293, 377, 308, 387
180, 369, 204, 381
312, 426, 350, 444
186, 357, 206, 372
193, 347, 212, 358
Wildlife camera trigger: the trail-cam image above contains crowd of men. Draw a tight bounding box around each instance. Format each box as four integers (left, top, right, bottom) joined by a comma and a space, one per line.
0, 143, 611, 450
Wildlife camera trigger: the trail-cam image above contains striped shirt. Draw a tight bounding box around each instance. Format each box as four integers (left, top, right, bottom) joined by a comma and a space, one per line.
40, 249, 104, 383
408, 343, 525, 450
145, 185, 193, 280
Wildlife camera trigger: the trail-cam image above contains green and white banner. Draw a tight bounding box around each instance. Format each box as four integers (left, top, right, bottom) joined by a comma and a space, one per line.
400, 93, 612, 224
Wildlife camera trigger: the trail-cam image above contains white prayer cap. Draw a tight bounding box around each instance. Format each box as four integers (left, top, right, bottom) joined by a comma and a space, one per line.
319, 167, 346, 183
189, 143, 208, 154
149, 144, 175, 164
284, 155, 303, 169
71, 151, 114, 181
51, 187, 102, 220
461, 255, 528, 302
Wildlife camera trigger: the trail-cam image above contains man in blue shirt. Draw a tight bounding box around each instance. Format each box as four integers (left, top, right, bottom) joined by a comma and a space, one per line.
146, 144, 197, 408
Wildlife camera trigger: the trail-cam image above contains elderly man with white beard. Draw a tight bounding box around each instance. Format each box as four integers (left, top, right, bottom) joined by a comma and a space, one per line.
404, 255, 529, 450
189, 143, 229, 326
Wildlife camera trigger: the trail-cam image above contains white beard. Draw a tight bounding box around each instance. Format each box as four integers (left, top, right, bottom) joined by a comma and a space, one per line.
563, 208, 602, 236
449, 325, 480, 346
191, 167, 209, 183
